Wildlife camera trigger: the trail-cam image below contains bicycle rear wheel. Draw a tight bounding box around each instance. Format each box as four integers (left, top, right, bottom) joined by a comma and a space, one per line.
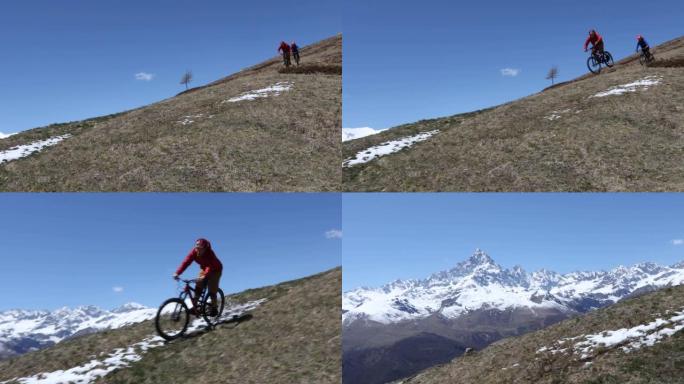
155, 298, 190, 340
587, 56, 601, 74
604, 51, 614, 68
201, 288, 225, 326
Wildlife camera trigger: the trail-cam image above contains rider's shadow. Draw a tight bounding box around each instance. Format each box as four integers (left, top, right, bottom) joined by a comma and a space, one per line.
180, 313, 254, 340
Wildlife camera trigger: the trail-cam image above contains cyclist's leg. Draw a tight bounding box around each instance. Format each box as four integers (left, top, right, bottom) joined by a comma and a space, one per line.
207, 271, 221, 311
597, 41, 605, 56
194, 274, 207, 310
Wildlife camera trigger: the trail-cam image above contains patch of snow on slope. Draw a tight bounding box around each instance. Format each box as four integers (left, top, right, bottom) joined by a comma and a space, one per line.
343, 130, 439, 167
543, 109, 574, 121
1, 299, 266, 384
537, 307, 684, 361
342, 127, 385, 142
0, 132, 16, 139
177, 114, 214, 126
225, 82, 293, 103
0, 135, 72, 164
590, 76, 663, 98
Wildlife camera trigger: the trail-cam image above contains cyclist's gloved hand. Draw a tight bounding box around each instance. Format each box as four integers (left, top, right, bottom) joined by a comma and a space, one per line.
172, 274, 180, 281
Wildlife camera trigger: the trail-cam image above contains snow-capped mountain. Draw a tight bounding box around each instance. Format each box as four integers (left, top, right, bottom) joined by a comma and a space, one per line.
343, 249, 684, 325
0, 303, 156, 359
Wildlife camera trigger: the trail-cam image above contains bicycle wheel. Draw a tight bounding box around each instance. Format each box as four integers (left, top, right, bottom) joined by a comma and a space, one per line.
155, 298, 190, 340
201, 288, 225, 326
587, 56, 601, 74
639, 52, 646, 66
604, 51, 614, 68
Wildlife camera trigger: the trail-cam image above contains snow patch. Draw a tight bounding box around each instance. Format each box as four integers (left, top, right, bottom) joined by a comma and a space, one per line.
590, 76, 663, 98
343, 130, 439, 167
543, 108, 574, 121
537, 307, 684, 361
342, 127, 385, 142
1, 299, 266, 384
177, 114, 214, 126
0, 132, 16, 139
0, 135, 72, 164
225, 82, 293, 103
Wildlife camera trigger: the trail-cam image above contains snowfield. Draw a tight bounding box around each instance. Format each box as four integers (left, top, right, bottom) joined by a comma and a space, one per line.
342, 127, 384, 142
343, 130, 439, 167
0, 135, 72, 164
225, 82, 293, 103
0, 132, 16, 139
536, 307, 684, 361
590, 76, 663, 98
0, 299, 266, 384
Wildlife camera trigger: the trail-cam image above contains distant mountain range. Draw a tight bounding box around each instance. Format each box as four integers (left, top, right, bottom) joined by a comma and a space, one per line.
342, 249, 684, 384
0, 302, 155, 360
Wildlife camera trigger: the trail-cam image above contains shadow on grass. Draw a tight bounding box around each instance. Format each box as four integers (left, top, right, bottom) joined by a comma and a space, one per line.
178, 313, 254, 341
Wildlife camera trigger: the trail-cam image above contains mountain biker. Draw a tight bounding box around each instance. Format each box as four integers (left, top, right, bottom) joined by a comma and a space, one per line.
584, 29, 605, 58
173, 238, 223, 316
635, 34, 652, 59
278, 41, 291, 67
291, 41, 300, 66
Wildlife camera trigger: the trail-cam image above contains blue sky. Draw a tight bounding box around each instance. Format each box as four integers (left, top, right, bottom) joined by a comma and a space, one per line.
0, 0, 340, 135
0, 194, 341, 311
343, 0, 684, 130
343, 194, 684, 291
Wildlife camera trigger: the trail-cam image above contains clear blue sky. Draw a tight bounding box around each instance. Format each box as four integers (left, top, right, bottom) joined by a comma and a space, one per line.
0, 0, 340, 135
0, 194, 341, 311
343, 194, 684, 291
343, 0, 684, 130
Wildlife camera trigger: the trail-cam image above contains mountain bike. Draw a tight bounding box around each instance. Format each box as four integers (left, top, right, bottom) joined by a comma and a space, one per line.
639, 49, 655, 66
155, 278, 225, 341
587, 50, 614, 74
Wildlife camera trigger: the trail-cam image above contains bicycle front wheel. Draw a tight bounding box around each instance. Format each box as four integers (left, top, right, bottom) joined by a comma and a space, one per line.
201, 288, 226, 326
587, 56, 601, 74
155, 298, 190, 340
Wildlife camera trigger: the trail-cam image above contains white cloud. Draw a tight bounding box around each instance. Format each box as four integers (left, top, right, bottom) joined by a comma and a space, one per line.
325, 229, 342, 239
342, 127, 385, 142
135, 72, 155, 81
673, 239, 684, 246
500, 68, 521, 77
113, 286, 124, 293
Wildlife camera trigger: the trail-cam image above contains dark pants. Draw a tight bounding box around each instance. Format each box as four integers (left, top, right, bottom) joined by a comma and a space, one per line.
293, 51, 300, 65
282, 52, 291, 67
591, 40, 605, 56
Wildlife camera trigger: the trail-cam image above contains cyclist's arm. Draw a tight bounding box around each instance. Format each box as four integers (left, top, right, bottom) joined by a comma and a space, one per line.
175, 252, 194, 276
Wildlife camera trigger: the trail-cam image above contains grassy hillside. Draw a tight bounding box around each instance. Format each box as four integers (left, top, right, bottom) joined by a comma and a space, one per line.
399, 284, 684, 384
0, 267, 341, 384
344, 36, 684, 192
0, 35, 341, 192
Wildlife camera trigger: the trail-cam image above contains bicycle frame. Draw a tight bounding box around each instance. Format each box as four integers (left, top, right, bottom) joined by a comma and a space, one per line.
178, 279, 207, 312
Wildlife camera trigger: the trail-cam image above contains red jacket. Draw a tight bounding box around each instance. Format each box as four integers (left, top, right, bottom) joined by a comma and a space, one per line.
176, 239, 223, 276
584, 32, 603, 50
278, 41, 291, 54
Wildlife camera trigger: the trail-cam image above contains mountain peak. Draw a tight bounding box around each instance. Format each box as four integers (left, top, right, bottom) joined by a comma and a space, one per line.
465, 248, 496, 267
112, 302, 149, 313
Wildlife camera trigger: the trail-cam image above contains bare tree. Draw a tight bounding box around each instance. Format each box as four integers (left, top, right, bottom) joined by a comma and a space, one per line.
546, 66, 559, 85
180, 70, 193, 90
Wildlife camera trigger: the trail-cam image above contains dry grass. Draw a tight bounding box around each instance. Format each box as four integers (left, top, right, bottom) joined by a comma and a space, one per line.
0, 35, 341, 192
279, 64, 342, 75
401, 285, 684, 384
343, 35, 684, 192
0, 267, 341, 384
